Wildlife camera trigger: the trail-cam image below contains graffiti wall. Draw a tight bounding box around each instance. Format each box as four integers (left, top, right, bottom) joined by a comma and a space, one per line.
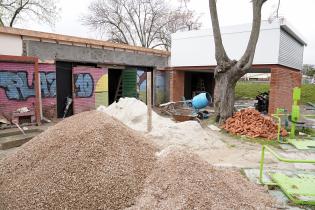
0, 62, 56, 119
73, 66, 108, 114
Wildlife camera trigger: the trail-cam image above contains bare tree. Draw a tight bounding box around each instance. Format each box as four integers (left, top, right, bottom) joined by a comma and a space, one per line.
82, 0, 201, 50
0, 0, 60, 27
268, 0, 282, 23
209, 0, 267, 124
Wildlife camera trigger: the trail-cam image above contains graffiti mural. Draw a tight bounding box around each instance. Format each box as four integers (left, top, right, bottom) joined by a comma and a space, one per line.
0, 71, 56, 100
74, 73, 94, 98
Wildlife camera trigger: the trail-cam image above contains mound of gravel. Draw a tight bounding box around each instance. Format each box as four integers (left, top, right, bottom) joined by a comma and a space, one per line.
130, 150, 277, 210
0, 111, 157, 210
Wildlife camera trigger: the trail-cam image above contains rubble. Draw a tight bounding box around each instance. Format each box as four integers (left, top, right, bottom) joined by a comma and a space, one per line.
223, 108, 288, 140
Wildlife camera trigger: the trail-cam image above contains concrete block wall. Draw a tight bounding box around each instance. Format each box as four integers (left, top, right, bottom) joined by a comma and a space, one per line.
269, 66, 302, 114
0, 62, 56, 120
73, 67, 108, 114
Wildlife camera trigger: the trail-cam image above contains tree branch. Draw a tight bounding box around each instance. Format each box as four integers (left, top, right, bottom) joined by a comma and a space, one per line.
237, 0, 266, 71
208, 0, 229, 64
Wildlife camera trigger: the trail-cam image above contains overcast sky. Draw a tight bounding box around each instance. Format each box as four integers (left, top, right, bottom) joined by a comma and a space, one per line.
16, 0, 315, 64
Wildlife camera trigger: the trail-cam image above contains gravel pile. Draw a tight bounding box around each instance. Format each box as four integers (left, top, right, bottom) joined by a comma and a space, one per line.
0, 111, 157, 209
130, 150, 277, 210
0, 109, 278, 209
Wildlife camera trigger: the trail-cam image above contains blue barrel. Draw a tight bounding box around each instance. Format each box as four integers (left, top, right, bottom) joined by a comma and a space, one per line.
192, 92, 211, 109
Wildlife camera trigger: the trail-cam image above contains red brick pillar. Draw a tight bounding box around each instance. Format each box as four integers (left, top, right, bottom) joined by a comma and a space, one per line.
170, 70, 185, 102
269, 65, 302, 114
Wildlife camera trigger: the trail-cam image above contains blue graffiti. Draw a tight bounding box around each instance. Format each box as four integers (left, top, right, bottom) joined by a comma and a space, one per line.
74, 73, 94, 98
0, 71, 56, 101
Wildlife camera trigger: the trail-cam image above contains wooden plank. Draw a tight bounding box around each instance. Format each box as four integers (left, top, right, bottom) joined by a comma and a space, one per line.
147, 71, 152, 132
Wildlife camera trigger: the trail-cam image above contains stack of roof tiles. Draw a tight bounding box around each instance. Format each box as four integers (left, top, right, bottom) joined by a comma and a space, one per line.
223, 109, 288, 140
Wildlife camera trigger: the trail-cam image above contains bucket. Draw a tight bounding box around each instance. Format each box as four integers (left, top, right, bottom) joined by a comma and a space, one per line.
192, 92, 211, 109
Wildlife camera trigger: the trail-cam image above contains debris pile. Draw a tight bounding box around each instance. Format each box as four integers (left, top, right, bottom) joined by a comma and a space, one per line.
0, 111, 157, 209
129, 150, 277, 209
0, 109, 278, 209
223, 108, 288, 140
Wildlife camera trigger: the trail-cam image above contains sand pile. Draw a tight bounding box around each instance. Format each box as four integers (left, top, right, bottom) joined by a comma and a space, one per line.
0, 111, 157, 210
223, 108, 288, 140
130, 150, 277, 210
98, 98, 225, 151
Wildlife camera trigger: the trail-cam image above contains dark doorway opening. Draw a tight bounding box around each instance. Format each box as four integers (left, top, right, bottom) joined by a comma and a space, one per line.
108, 69, 123, 105
56, 62, 73, 118
184, 72, 214, 100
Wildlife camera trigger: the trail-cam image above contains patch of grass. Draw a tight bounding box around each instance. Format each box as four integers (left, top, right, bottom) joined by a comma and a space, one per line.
301, 84, 315, 104
223, 130, 280, 147
296, 127, 315, 137
235, 82, 315, 104
235, 81, 269, 100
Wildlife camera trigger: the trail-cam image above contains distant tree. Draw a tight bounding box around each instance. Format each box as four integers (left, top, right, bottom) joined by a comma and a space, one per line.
209, 0, 267, 124
0, 0, 60, 27
82, 0, 201, 50
303, 64, 315, 77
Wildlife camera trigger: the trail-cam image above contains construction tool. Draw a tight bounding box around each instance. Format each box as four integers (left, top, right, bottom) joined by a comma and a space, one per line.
160, 92, 212, 121
259, 145, 315, 205
63, 97, 73, 119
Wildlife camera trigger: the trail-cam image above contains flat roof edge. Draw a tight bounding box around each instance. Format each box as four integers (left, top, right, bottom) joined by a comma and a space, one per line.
0, 26, 170, 56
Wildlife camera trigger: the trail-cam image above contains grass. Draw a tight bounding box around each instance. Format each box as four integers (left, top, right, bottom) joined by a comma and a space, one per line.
235, 82, 315, 104
221, 129, 280, 147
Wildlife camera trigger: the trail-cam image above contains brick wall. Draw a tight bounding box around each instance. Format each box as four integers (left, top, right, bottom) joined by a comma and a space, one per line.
170, 70, 185, 101
269, 65, 302, 114
0, 62, 56, 120
73, 67, 108, 114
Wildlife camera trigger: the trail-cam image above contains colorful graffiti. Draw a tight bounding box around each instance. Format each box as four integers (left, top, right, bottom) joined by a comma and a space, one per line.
137, 70, 147, 103
74, 73, 94, 98
72, 67, 108, 114
0, 71, 56, 100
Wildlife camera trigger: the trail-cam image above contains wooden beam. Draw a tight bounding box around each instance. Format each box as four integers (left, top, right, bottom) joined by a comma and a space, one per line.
147, 71, 152, 132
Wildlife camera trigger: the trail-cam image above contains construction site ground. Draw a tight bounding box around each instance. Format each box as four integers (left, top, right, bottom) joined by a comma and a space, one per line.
1, 116, 314, 173
1, 99, 315, 209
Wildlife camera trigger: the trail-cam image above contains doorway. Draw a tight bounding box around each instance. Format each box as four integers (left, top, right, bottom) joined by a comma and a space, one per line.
108, 69, 123, 105
56, 62, 73, 118
184, 72, 214, 100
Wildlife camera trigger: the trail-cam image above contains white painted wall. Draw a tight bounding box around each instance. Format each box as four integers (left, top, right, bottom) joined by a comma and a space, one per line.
171, 21, 282, 67
0, 34, 23, 56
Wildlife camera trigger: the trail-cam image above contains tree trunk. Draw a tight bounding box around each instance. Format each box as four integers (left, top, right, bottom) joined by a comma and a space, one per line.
214, 65, 244, 124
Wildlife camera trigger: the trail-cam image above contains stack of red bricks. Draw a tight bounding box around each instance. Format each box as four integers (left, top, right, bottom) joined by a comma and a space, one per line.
222, 108, 288, 140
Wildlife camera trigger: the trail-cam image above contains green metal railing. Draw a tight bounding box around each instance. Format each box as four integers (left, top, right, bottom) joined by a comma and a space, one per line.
259, 145, 315, 185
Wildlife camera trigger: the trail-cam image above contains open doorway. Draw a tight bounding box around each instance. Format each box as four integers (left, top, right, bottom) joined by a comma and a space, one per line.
56, 62, 73, 118
184, 72, 214, 100
108, 69, 123, 104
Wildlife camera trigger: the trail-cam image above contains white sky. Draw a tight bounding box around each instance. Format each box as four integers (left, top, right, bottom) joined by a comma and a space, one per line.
16, 0, 315, 64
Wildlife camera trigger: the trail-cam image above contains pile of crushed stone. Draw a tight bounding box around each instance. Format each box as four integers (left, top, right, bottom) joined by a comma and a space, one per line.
0, 111, 157, 209
98, 98, 225, 151
0, 110, 278, 209
130, 150, 278, 210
